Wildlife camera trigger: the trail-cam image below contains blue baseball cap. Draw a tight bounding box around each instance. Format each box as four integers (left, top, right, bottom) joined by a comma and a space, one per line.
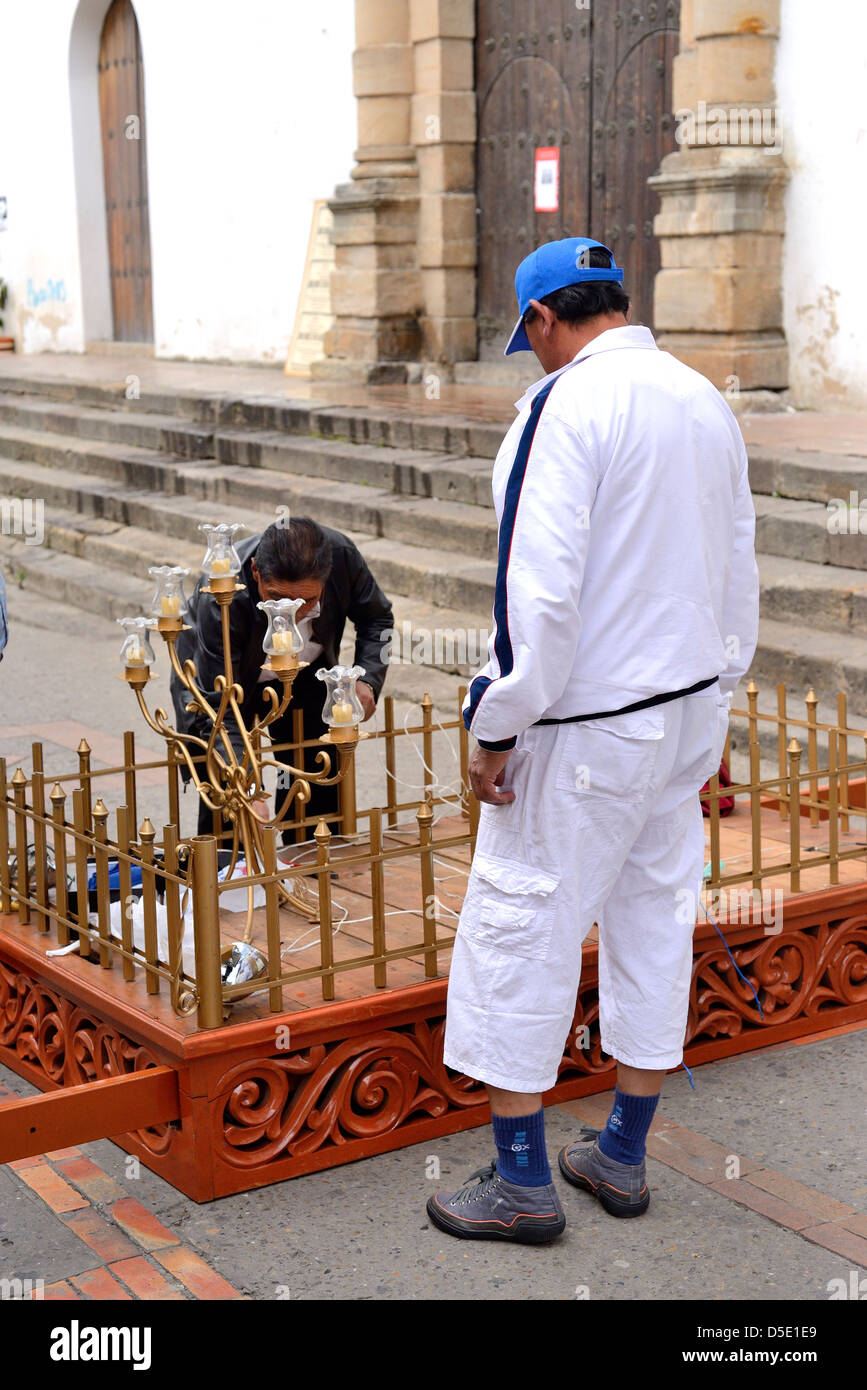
504, 237, 625, 355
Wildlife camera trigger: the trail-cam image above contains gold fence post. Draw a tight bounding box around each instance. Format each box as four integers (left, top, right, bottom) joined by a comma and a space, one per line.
123, 730, 137, 833
837, 692, 849, 835
11, 769, 30, 925
417, 797, 438, 979
777, 683, 788, 820
384, 695, 398, 828
93, 800, 112, 969
139, 818, 159, 995
50, 784, 69, 945
116, 806, 135, 982
707, 770, 722, 910
315, 818, 335, 1002
31, 768, 49, 934
827, 728, 839, 887
261, 823, 283, 1013
162, 823, 183, 1009
191, 835, 224, 1029
0, 759, 10, 915
77, 738, 93, 835
370, 805, 387, 988
805, 689, 819, 828
421, 693, 434, 802
167, 742, 181, 834
749, 730, 763, 896
72, 788, 91, 955
788, 739, 802, 893
292, 707, 306, 842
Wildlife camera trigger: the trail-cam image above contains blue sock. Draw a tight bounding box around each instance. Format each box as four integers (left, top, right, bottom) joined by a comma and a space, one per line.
492, 1108, 551, 1187
597, 1088, 659, 1165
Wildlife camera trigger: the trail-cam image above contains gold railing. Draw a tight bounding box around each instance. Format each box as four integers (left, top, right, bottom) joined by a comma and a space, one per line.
0, 688, 477, 1028
705, 680, 867, 905
2, 678, 867, 1028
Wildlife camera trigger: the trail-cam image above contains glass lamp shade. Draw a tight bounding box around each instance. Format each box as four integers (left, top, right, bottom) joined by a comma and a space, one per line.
148, 565, 190, 619
117, 616, 157, 669
316, 664, 366, 728
198, 523, 244, 581
257, 598, 304, 661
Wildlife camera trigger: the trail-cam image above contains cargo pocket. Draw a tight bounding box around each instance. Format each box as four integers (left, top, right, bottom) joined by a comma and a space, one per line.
554, 707, 666, 802
462, 852, 561, 962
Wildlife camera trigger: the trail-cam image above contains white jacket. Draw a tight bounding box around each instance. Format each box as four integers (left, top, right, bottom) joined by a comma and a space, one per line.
464, 325, 760, 749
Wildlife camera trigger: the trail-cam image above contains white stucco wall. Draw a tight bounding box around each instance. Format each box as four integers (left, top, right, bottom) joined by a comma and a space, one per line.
0, 0, 355, 362
777, 0, 867, 408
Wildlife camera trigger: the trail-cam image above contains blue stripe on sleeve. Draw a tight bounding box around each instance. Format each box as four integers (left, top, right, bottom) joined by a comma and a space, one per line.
464, 378, 558, 735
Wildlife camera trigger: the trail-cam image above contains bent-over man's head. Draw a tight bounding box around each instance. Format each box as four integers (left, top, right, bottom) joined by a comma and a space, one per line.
251, 517, 332, 621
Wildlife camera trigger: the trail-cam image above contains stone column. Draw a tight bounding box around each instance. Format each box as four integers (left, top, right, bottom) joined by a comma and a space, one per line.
314, 0, 422, 383
410, 0, 477, 368
649, 0, 788, 392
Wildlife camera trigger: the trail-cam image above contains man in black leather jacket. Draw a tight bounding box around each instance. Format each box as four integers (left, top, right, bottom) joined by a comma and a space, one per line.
170, 516, 393, 839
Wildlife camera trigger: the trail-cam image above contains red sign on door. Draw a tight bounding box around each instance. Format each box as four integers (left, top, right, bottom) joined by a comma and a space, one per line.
534, 147, 560, 212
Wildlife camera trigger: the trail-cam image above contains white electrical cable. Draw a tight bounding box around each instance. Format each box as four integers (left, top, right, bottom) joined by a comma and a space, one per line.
275, 695, 471, 957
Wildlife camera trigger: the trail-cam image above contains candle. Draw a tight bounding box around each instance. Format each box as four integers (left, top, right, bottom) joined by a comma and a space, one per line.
161, 594, 180, 615
210, 556, 231, 575
332, 700, 355, 724
127, 644, 145, 665
272, 629, 294, 652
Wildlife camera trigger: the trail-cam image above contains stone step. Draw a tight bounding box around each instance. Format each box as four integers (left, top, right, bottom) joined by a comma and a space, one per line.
754, 493, 867, 570
0, 421, 202, 490
748, 447, 867, 504
757, 553, 867, 636
0, 447, 501, 561
0, 372, 228, 424
746, 615, 867, 713
0, 394, 213, 458
214, 429, 495, 508
0, 376, 508, 457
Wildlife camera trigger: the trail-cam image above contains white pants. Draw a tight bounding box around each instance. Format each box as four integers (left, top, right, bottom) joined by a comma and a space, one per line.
443, 689, 731, 1093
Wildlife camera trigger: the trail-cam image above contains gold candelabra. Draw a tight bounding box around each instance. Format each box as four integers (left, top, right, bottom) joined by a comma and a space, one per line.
116, 525, 366, 946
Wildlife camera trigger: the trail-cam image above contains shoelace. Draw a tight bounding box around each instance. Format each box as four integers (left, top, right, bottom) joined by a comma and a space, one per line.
450, 1159, 500, 1205
576, 1125, 601, 1142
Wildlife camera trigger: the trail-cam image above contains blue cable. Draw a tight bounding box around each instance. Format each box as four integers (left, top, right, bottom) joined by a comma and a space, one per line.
699, 899, 765, 1021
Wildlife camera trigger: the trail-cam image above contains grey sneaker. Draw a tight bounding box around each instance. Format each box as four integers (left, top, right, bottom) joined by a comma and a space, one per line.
557, 1126, 650, 1217
427, 1159, 566, 1244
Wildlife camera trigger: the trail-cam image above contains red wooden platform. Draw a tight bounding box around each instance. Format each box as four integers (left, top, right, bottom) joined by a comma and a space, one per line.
2, 806, 866, 1201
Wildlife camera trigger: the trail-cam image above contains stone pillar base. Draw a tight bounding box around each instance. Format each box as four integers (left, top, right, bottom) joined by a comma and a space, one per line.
311, 178, 422, 382
650, 146, 788, 391
655, 331, 788, 393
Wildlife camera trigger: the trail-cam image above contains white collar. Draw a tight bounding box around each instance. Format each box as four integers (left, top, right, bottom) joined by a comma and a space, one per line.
513, 325, 658, 411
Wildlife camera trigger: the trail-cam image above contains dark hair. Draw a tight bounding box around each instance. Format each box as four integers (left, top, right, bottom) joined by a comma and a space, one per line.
523, 245, 630, 328
254, 517, 333, 585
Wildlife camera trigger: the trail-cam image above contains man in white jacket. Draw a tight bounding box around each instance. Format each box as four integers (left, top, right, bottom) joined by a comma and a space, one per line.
427, 237, 759, 1243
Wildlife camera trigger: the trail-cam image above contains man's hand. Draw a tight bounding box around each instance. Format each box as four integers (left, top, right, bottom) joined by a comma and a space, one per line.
356, 680, 376, 721
469, 746, 516, 806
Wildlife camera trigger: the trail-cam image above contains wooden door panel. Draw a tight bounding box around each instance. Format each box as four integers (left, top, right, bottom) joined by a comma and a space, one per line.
99, 0, 153, 343
475, 0, 679, 354
589, 6, 680, 326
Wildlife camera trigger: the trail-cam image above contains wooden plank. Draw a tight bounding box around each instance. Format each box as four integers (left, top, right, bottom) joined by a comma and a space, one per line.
0, 1067, 180, 1164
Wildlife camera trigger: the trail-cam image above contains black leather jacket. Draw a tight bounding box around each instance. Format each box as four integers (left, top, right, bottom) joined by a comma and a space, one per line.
170, 526, 393, 755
